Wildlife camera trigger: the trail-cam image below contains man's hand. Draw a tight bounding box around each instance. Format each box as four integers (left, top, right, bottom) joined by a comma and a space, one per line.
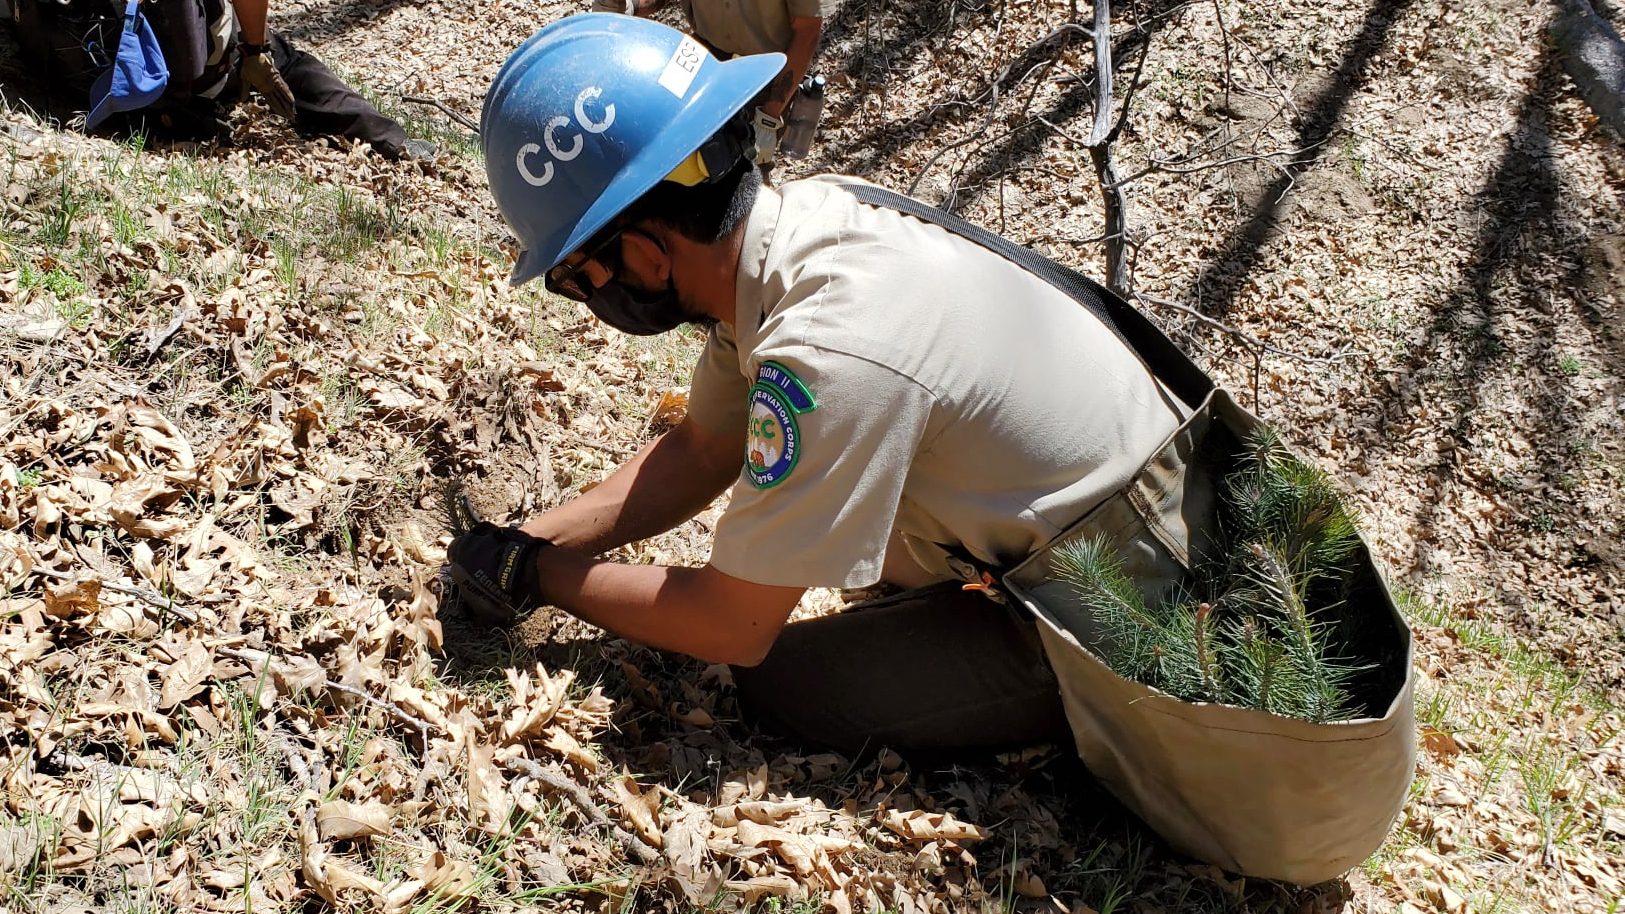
239, 47, 297, 121
446, 522, 549, 626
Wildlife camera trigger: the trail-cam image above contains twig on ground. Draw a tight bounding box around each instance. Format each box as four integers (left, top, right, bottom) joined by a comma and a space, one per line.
563, 430, 634, 459
218, 646, 437, 745
142, 307, 189, 362
502, 756, 662, 866
401, 96, 480, 134
1132, 292, 1360, 366
30, 565, 201, 625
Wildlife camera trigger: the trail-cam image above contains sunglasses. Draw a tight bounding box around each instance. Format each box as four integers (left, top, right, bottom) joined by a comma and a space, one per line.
544, 227, 625, 303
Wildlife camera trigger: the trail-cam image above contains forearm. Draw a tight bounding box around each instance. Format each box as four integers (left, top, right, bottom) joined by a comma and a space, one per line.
761, 18, 822, 117
521, 418, 740, 554
534, 552, 801, 665
235, 0, 271, 45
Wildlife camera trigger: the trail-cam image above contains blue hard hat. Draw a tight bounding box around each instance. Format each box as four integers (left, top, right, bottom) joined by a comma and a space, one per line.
86, 0, 169, 130
481, 14, 784, 286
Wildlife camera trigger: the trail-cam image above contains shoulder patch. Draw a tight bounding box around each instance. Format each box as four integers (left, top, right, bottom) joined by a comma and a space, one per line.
745, 362, 817, 489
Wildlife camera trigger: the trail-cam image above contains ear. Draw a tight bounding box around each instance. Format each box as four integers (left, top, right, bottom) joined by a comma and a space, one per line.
620, 226, 672, 285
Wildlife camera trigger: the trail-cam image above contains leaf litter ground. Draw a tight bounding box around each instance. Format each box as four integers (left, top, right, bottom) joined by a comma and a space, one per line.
1, 0, 1624, 911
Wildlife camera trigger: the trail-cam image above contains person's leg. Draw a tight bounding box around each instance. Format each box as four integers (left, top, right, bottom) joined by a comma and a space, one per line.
265, 32, 408, 157
731, 584, 1072, 756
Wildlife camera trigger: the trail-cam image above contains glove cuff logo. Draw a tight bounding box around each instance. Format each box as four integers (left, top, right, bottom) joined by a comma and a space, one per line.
497, 546, 523, 592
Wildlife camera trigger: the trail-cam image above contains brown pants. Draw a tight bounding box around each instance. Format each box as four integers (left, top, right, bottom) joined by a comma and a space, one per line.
732, 584, 1072, 756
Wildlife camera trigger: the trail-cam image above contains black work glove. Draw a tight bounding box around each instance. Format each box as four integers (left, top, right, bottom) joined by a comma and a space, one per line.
446, 522, 548, 626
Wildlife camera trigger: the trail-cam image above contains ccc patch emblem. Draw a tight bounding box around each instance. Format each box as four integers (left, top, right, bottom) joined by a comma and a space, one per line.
745, 361, 816, 489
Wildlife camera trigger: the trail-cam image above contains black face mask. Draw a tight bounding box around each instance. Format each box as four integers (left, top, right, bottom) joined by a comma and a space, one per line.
584, 278, 687, 336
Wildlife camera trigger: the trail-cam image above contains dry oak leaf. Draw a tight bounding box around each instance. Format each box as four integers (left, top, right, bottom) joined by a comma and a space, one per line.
0, 531, 30, 590
724, 874, 800, 904
647, 387, 690, 433
714, 800, 805, 828
158, 640, 213, 709
882, 808, 987, 844
663, 803, 722, 904
78, 702, 180, 743
1420, 726, 1462, 760
301, 816, 387, 904
317, 799, 394, 841
109, 402, 197, 480
108, 476, 189, 539
544, 727, 599, 772
409, 851, 480, 901
610, 773, 664, 849
671, 703, 716, 728
1013, 869, 1047, 898
732, 820, 858, 886
363, 379, 424, 411
467, 742, 511, 834
42, 576, 101, 620
733, 819, 820, 876
500, 663, 572, 742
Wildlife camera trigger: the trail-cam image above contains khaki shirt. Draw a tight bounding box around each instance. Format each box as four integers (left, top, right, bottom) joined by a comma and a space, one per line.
690, 177, 1185, 589
682, 0, 834, 57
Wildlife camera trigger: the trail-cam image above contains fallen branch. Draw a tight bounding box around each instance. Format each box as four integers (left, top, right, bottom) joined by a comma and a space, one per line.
401, 96, 480, 134
502, 756, 661, 866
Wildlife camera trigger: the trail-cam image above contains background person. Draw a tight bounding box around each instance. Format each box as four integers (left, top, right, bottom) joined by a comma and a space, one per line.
589, 0, 834, 164
8, 0, 428, 159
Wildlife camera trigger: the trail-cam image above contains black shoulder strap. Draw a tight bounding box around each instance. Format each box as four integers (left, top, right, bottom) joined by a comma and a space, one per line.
843, 182, 1214, 408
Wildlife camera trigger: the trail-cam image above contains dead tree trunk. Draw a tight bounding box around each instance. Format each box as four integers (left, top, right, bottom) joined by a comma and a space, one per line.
1086, 0, 1132, 294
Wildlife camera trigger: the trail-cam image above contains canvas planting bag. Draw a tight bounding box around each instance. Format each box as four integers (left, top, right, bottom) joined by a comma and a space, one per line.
845, 181, 1416, 885
1002, 387, 1415, 885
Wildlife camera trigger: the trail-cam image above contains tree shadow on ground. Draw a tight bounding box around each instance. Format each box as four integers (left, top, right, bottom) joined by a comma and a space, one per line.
0, 24, 85, 129
1331, 45, 1625, 667
1182, 0, 1417, 323
810, 0, 1190, 207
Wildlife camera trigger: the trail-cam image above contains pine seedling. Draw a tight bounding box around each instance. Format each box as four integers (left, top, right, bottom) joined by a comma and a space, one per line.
1226, 616, 1285, 712
1049, 427, 1372, 721
1148, 600, 1205, 702
1052, 535, 1162, 681
1224, 428, 1360, 583
1236, 541, 1361, 722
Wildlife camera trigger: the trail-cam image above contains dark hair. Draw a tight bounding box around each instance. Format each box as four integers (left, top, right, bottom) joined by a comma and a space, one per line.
621, 156, 761, 246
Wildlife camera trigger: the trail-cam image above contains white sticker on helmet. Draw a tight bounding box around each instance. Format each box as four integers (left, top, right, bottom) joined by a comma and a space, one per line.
658, 35, 705, 98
